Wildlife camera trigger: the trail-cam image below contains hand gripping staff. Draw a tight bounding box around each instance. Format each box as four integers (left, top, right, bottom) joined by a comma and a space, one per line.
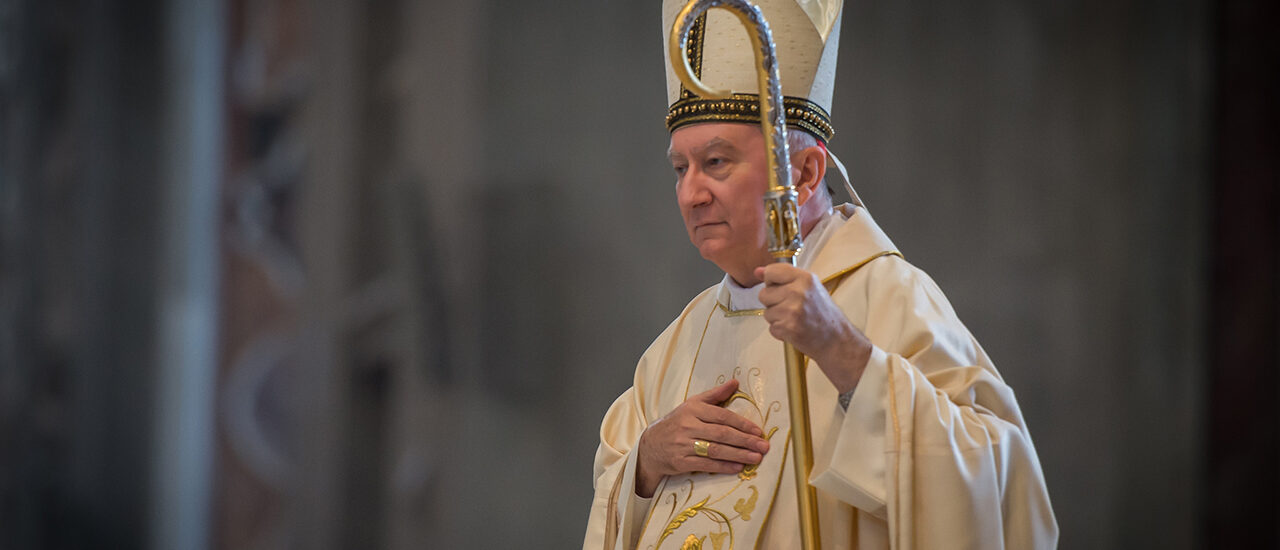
669, 1, 821, 548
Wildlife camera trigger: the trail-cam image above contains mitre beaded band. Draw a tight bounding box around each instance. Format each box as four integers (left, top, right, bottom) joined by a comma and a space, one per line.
665, 93, 835, 143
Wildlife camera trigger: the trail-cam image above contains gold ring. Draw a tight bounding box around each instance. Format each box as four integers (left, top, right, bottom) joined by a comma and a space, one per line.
693, 439, 710, 457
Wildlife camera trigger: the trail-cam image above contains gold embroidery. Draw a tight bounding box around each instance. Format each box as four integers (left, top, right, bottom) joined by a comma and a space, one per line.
716, 301, 763, 317
732, 486, 758, 521
651, 367, 783, 549
659, 495, 709, 547
820, 250, 903, 286
681, 534, 705, 550
709, 531, 728, 550
718, 368, 782, 481
655, 493, 736, 550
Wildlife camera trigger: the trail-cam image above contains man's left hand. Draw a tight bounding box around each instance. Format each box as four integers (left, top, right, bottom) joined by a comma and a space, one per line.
754, 263, 872, 394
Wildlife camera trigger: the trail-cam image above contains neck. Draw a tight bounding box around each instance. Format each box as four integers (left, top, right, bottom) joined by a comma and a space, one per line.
726, 250, 772, 287
800, 199, 833, 238
724, 206, 832, 287
793, 202, 833, 258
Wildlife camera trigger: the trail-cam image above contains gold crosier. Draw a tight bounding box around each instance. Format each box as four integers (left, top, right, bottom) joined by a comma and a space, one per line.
669, 1, 821, 549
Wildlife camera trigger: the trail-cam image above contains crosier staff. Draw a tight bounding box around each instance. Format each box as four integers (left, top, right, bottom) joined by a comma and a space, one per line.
669, 1, 821, 548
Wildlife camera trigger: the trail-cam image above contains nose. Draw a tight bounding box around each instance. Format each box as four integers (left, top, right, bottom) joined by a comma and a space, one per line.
676, 169, 713, 210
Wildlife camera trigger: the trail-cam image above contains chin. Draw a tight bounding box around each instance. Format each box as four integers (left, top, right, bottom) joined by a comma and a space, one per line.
695, 244, 737, 272
695, 244, 720, 263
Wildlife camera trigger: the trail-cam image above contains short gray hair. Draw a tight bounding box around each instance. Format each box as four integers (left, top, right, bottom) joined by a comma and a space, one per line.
787, 129, 820, 153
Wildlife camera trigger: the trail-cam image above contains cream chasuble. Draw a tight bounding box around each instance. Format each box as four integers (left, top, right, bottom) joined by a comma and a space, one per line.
633, 300, 794, 550
584, 205, 1058, 550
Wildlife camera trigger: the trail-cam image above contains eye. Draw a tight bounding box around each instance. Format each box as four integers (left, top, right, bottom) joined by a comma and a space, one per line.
673, 164, 688, 177
706, 157, 724, 167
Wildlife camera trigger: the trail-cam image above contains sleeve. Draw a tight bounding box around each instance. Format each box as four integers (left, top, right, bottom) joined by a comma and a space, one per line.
581, 385, 651, 550
809, 256, 1059, 549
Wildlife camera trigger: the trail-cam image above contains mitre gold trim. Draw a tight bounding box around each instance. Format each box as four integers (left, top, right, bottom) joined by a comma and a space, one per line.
678, 13, 708, 101
666, 93, 835, 143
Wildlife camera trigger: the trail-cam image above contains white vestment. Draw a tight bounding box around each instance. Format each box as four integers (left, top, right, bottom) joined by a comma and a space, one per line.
583, 204, 1058, 549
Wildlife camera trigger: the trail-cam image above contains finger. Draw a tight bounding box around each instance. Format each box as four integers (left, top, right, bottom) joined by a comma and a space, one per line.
679, 456, 745, 475
758, 269, 809, 308
694, 404, 765, 439
697, 439, 765, 465
763, 303, 803, 336
759, 263, 803, 286
768, 322, 790, 342
757, 282, 784, 307
761, 301, 787, 324
702, 421, 771, 453
693, 378, 739, 404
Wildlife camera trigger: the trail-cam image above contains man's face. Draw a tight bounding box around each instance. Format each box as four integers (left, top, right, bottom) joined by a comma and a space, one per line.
668, 123, 773, 280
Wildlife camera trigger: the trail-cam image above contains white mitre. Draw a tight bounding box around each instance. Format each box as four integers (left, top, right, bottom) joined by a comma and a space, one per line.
662, 0, 844, 142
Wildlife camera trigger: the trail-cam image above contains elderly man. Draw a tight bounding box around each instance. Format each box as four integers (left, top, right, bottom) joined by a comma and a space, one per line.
583, 1, 1057, 548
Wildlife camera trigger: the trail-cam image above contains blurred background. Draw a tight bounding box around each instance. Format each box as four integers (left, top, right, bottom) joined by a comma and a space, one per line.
1, 0, 1275, 548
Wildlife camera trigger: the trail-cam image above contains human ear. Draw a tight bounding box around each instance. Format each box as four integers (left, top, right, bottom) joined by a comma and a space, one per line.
794, 145, 827, 206
797, 185, 813, 204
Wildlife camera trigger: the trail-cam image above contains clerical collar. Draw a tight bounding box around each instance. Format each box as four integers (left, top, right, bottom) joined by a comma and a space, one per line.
723, 275, 767, 312
719, 207, 837, 313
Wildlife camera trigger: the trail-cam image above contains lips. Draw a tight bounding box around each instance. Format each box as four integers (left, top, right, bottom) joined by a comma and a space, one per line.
696, 217, 727, 228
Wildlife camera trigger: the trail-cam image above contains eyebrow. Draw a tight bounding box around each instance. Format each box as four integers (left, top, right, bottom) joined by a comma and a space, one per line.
667, 137, 738, 163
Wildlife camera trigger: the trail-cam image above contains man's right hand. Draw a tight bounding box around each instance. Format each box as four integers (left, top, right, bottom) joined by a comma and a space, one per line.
634, 379, 772, 498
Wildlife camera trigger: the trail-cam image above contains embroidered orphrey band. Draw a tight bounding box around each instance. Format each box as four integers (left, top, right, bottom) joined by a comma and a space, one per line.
678, 13, 707, 100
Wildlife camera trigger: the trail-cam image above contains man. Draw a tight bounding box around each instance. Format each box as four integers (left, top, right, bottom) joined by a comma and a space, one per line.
583, 1, 1057, 548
